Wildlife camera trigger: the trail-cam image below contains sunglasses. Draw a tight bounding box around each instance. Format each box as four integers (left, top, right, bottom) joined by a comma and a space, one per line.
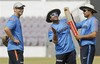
50, 12, 58, 17
83, 9, 87, 12
83, 9, 91, 12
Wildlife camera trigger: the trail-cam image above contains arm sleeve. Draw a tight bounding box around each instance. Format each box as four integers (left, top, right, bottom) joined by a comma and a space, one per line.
75, 21, 83, 29
91, 19, 99, 32
6, 18, 16, 30
48, 27, 53, 42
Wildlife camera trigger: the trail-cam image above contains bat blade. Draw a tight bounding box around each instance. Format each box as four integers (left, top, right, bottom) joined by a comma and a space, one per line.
64, 7, 81, 46
64, 7, 78, 36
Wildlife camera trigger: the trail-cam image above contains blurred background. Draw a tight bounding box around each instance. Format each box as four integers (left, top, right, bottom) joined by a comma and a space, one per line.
0, 0, 100, 64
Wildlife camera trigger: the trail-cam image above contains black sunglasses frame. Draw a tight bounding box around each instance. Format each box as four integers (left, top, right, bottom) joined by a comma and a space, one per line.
82, 8, 92, 12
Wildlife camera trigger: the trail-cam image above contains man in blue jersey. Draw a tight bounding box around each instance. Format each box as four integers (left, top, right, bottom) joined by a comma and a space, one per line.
46, 9, 76, 64
4, 2, 25, 64
75, 4, 99, 64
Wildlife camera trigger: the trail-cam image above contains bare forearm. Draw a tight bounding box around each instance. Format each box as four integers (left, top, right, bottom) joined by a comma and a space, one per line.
4, 27, 15, 41
52, 34, 58, 44
81, 32, 97, 39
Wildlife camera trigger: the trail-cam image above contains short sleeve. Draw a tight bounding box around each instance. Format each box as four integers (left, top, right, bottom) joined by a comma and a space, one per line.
6, 18, 16, 30
76, 21, 83, 29
91, 19, 99, 32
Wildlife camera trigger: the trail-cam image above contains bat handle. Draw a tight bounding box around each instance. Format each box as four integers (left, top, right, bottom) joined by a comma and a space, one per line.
77, 39, 81, 47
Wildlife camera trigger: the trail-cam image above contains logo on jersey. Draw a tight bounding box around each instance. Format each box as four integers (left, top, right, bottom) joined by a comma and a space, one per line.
58, 26, 68, 33
83, 25, 87, 29
8, 18, 15, 21
56, 59, 63, 62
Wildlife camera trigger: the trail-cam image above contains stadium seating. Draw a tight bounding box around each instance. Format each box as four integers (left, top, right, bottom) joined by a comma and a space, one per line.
0, 16, 51, 46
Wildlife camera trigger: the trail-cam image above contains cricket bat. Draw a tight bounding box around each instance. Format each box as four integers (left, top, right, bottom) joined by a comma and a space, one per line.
64, 7, 80, 43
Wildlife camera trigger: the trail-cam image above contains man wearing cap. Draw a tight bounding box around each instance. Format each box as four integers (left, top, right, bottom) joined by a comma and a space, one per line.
75, 4, 99, 64
4, 2, 25, 64
46, 9, 76, 64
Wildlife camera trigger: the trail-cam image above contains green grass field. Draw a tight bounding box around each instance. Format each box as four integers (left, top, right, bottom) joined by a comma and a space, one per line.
0, 56, 100, 64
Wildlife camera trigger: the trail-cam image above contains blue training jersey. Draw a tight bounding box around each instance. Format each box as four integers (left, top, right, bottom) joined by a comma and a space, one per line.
48, 19, 75, 55
76, 16, 99, 46
6, 15, 24, 51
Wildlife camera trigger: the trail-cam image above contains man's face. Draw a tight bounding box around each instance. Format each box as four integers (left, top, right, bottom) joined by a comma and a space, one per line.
50, 12, 59, 21
82, 9, 92, 18
50, 16, 59, 21
14, 7, 24, 16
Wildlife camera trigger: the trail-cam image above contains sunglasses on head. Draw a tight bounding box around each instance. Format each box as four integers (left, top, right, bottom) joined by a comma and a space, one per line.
50, 12, 58, 17
15, 7, 24, 10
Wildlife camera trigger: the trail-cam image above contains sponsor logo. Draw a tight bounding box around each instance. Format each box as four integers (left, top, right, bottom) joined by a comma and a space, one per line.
56, 59, 63, 62
83, 57, 87, 59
